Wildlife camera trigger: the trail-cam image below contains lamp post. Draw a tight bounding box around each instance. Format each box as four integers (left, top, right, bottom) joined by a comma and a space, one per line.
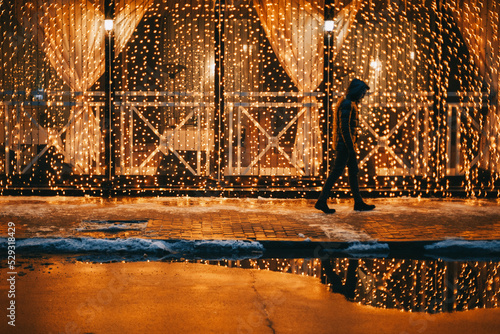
104, 17, 114, 192
324, 20, 334, 174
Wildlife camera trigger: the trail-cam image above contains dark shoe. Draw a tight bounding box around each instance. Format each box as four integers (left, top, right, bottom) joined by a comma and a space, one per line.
315, 201, 336, 214
354, 202, 375, 211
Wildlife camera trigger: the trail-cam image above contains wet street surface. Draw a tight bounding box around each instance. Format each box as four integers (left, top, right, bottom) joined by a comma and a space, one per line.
0, 255, 499, 334
1, 196, 500, 242
1, 196, 500, 333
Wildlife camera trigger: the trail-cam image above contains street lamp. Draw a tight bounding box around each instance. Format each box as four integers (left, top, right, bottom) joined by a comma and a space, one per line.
324, 20, 334, 33
324, 20, 334, 172
104, 18, 114, 185
104, 19, 114, 32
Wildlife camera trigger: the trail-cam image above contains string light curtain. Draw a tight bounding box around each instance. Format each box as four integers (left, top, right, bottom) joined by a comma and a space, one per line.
114, 0, 154, 56
445, 0, 500, 174
330, 0, 361, 60
1, 0, 499, 194
114, 0, 215, 180
329, 1, 435, 192
1, 1, 58, 179
18, 0, 105, 174
10, 0, 152, 176
326, 0, 500, 194
253, 0, 324, 175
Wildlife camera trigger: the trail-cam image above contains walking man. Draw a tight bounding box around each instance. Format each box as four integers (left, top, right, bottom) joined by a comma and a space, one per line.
315, 78, 375, 213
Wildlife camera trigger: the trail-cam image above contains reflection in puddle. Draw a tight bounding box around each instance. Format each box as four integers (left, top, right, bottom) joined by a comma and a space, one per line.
323, 258, 499, 313
189, 257, 499, 314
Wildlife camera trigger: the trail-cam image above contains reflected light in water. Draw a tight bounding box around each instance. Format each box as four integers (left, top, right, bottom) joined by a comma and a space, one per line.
191, 257, 499, 314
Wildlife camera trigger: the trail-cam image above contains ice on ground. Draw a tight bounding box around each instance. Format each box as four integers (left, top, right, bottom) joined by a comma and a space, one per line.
308, 222, 372, 241
76, 220, 149, 232
75, 224, 144, 232
27, 226, 58, 232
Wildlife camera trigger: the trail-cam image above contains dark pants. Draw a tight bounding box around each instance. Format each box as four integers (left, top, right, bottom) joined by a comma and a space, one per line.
318, 141, 363, 203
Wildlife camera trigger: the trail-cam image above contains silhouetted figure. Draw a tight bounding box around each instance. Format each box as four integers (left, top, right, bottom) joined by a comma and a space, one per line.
315, 78, 375, 213
321, 258, 359, 300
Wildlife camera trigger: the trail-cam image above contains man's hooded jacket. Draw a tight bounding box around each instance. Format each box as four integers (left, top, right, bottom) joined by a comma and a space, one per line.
332, 79, 370, 153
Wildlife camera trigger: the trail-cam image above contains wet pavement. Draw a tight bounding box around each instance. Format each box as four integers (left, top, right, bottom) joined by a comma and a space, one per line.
1, 196, 500, 333
2, 257, 500, 334
1, 196, 500, 243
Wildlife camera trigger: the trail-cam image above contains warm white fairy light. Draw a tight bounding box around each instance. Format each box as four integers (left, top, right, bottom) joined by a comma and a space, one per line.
0, 0, 498, 195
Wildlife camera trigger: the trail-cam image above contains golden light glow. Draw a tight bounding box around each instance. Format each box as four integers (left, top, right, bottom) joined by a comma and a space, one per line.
192, 257, 500, 313
0, 0, 498, 195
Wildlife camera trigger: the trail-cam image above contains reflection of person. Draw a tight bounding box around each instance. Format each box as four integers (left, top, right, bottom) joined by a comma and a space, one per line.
315, 79, 375, 213
321, 258, 358, 300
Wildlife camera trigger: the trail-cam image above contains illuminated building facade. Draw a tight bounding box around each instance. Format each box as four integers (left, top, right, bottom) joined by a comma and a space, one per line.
0, 0, 499, 195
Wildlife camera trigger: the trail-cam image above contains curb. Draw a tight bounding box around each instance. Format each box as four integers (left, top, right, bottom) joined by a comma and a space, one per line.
260, 239, 500, 260
6, 237, 500, 262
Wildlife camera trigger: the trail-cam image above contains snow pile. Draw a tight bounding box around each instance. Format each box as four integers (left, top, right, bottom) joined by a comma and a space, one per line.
0, 237, 264, 258
424, 239, 500, 257
12, 238, 171, 253
344, 241, 390, 256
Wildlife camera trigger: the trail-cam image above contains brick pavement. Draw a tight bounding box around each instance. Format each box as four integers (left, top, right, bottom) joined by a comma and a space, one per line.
1, 196, 499, 243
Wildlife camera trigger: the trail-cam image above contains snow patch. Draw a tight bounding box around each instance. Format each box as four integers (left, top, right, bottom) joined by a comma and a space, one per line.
27, 226, 58, 232
425, 239, 500, 254
344, 241, 390, 256
309, 222, 372, 241
0, 237, 264, 258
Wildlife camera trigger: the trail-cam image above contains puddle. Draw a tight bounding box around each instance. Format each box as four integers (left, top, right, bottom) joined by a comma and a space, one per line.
5, 255, 499, 334
321, 257, 499, 313
3, 236, 499, 315
76, 220, 149, 232
61, 255, 499, 314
